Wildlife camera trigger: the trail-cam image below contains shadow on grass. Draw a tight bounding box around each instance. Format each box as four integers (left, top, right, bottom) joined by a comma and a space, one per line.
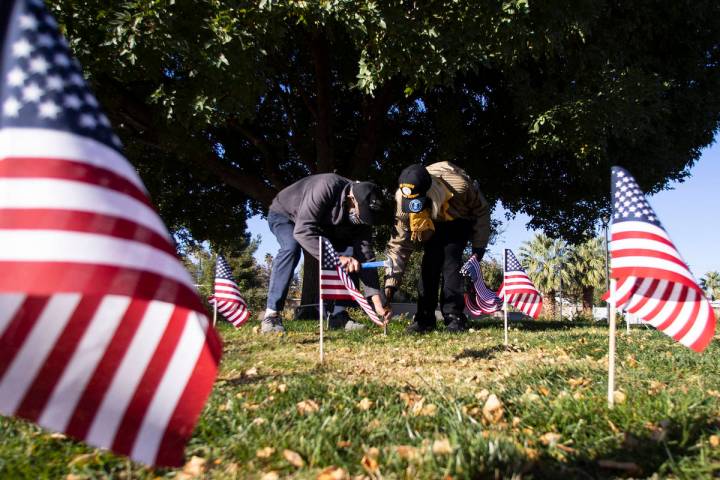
453, 344, 519, 360
468, 318, 598, 332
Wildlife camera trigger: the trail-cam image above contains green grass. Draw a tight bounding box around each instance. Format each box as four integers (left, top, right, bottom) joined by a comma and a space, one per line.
2, 316, 720, 479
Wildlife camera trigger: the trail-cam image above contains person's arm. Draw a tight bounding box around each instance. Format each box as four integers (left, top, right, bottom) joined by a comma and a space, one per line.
466, 180, 490, 257
384, 216, 414, 300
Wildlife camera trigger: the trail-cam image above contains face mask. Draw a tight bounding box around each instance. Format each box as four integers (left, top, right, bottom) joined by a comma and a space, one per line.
349, 209, 364, 225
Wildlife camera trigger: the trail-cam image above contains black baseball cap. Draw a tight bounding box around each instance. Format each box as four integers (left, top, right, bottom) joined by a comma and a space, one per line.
398, 164, 432, 213
351, 182, 388, 225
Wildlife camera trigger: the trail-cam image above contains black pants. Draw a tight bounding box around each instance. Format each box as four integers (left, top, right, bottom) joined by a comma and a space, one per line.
416, 219, 471, 323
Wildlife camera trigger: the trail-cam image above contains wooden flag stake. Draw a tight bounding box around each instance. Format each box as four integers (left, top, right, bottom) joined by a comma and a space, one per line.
319, 237, 325, 364
503, 249, 509, 346
607, 278, 617, 408
213, 300, 217, 327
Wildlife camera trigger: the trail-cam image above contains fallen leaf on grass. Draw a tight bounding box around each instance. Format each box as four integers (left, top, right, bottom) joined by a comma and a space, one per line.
648, 380, 666, 395
252, 417, 267, 426
256, 447, 275, 459
399, 391, 423, 408
361, 455, 379, 473
68, 453, 95, 467
710, 435, 720, 448
395, 445, 419, 460
432, 438, 453, 455
540, 433, 562, 446
415, 402, 437, 417
538, 386, 550, 397
283, 449, 305, 468
297, 399, 320, 415
482, 394, 504, 424
475, 389, 490, 401
278, 383, 287, 393
336, 440, 352, 448
245, 367, 258, 377
261, 472, 280, 480
317, 466, 350, 480
613, 390, 627, 404
357, 398, 373, 411
181, 456, 206, 478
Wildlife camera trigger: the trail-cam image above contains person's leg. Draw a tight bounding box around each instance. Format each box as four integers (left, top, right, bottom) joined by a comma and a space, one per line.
409, 228, 445, 332
326, 244, 365, 331
440, 219, 472, 332
263, 211, 301, 333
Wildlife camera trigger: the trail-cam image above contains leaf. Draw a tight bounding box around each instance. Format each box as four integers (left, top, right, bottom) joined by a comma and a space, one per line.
613, 390, 627, 404
394, 445, 419, 460
256, 447, 275, 459
360, 454, 379, 473
296, 399, 320, 415
317, 466, 350, 480
283, 449, 305, 468
260, 472, 280, 480
482, 394, 504, 423
244, 366, 258, 377
181, 456, 206, 477
432, 438, 453, 455
540, 432, 562, 446
710, 435, 719, 448
357, 397, 373, 411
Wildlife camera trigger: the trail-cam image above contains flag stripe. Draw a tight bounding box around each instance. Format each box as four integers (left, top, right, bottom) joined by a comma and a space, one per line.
0, 209, 176, 256
0, 293, 28, 339
0, 128, 146, 191
38, 296, 131, 432
0, 157, 151, 207
15, 296, 103, 422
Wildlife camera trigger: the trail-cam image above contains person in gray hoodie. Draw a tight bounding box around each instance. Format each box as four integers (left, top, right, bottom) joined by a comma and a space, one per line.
261, 173, 392, 333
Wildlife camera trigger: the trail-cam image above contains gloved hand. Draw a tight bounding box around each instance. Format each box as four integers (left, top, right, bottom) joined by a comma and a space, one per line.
383, 286, 396, 306
472, 247, 486, 261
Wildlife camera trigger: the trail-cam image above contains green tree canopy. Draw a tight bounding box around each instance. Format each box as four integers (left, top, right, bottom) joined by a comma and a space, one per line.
700, 271, 720, 300
52, 0, 720, 247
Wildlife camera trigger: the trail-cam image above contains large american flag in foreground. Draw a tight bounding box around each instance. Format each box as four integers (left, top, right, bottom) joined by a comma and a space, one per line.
460, 254, 503, 316
0, 0, 221, 467
319, 237, 382, 326
208, 255, 250, 327
604, 166, 715, 352
497, 249, 543, 319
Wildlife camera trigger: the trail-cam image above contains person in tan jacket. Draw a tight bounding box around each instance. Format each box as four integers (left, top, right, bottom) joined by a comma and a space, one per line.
384, 162, 490, 332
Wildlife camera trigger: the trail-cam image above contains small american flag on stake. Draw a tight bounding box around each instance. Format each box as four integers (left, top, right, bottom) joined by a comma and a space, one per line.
497, 249, 543, 319
605, 166, 716, 352
0, 0, 221, 467
208, 255, 250, 328
320, 237, 382, 327
461, 254, 502, 316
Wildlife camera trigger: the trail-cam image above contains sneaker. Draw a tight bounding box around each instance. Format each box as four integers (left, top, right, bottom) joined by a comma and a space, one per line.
260, 314, 285, 334
444, 313, 468, 333
405, 312, 436, 334
328, 311, 366, 331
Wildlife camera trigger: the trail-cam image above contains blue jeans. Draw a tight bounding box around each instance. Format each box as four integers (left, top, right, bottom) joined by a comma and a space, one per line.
266, 211, 303, 312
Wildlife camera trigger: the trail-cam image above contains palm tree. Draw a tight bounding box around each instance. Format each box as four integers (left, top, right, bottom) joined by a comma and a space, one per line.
567, 237, 606, 316
519, 234, 571, 318
700, 271, 720, 300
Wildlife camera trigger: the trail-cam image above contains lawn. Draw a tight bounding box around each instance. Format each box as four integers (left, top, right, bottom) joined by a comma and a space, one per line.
2, 316, 720, 479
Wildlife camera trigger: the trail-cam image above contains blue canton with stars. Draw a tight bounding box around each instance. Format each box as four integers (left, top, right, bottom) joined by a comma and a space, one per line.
215, 256, 237, 282
504, 249, 526, 273
611, 166, 661, 227
1, 0, 121, 150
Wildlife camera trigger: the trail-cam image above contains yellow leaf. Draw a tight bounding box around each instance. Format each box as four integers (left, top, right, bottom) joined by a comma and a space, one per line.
357, 397, 373, 411
278, 383, 287, 393
283, 449, 305, 468
475, 389, 490, 401
482, 394, 504, 424
538, 386, 550, 396
245, 366, 258, 377
261, 472, 280, 480
181, 456, 206, 478
432, 438, 453, 455
336, 440, 352, 448
256, 447, 275, 459
68, 453, 95, 467
710, 435, 719, 448
296, 399, 320, 415
317, 466, 350, 480
418, 403, 438, 417
252, 417, 267, 426
613, 390, 627, 405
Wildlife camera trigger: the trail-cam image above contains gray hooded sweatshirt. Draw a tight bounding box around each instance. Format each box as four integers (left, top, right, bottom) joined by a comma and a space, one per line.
269, 173, 380, 296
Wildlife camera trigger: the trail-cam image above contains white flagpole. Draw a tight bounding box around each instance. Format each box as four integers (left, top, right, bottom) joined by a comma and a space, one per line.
607, 278, 617, 408
319, 237, 325, 364
213, 300, 217, 327
503, 249, 508, 346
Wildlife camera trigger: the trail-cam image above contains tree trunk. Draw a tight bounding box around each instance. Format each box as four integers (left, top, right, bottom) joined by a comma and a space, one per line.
582, 287, 594, 317
542, 290, 557, 319
296, 249, 319, 320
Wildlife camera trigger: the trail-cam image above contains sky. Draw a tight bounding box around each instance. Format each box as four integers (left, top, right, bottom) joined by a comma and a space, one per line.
246, 141, 720, 278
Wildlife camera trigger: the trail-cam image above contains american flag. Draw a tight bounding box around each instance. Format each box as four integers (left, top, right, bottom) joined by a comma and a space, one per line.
208, 255, 250, 327
0, 0, 221, 467
319, 237, 382, 326
604, 166, 715, 352
497, 249, 543, 319
460, 254, 502, 315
